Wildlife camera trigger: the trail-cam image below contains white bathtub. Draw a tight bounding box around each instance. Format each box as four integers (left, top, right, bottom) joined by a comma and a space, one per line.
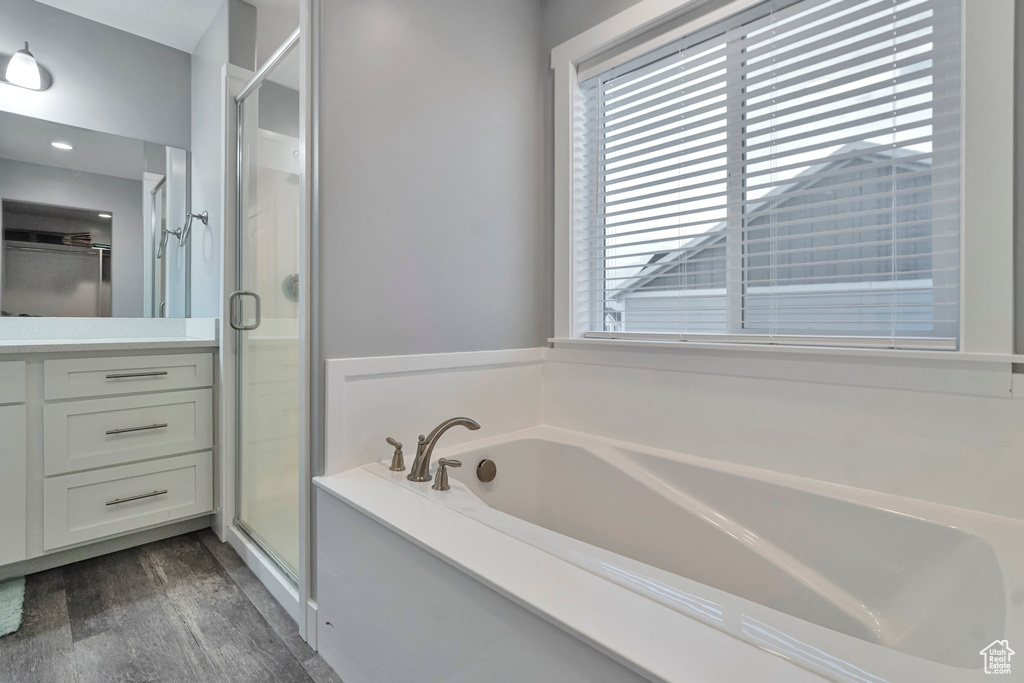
315, 426, 1023, 682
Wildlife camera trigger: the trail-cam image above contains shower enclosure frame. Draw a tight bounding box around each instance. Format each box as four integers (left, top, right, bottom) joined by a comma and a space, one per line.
233, 27, 302, 588
219, 0, 318, 644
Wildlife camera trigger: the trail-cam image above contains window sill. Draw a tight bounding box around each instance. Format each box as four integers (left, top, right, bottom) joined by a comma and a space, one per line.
549, 337, 1023, 367
548, 338, 1023, 398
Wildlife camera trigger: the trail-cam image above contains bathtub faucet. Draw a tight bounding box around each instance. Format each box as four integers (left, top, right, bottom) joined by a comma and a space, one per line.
407, 417, 480, 482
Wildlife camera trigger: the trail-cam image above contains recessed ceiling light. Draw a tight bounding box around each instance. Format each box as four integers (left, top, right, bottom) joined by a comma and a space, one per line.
98, 213, 112, 219
50, 141, 73, 150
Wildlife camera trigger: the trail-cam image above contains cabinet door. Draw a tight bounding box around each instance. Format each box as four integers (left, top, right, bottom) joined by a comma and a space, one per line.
0, 405, 27, 566
0, 361, 25, 404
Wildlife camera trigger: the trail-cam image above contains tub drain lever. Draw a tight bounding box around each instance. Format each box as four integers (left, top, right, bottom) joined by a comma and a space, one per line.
431, 458, 461, 491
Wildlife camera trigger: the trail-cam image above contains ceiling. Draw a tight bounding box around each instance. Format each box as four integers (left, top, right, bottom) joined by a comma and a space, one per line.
0, 111, 145, 180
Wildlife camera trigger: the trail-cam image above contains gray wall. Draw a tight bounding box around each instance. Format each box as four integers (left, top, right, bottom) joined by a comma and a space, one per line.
0, 158, 144, 317
231, 0, 259, 71
189, 1, 231, 320
539, 0, 645, 55
315, 0, 1019, 359
317, 0, 546, 359
189, 0, 257, 318
0, 0, 191, 150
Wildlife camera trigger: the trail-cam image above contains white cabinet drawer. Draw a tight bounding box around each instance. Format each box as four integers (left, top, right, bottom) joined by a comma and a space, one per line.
42, 451, 213, 551
44, 389, 213, 475
44, 353, 213, 400
0, 361, 26, 404
0, 405, 27, 565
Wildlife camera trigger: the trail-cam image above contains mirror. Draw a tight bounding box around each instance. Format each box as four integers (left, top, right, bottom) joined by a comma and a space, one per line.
1, 0, 293, 320
0, 111, 188, 318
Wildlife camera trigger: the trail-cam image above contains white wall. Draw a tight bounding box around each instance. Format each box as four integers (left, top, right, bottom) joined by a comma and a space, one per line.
317, 0, 546, 359
325, 349, 544, 474
0, 158, 143, 317
542, 346, 1024, 520
324, 347, 1024, 521
0, 0, 191, 150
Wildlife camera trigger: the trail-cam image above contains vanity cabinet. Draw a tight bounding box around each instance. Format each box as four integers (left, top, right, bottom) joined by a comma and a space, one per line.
0, 349, 216, 575
0, 360, 27, 566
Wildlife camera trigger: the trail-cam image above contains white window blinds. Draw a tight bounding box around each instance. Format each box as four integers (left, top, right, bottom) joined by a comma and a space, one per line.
575, 0, 961, 349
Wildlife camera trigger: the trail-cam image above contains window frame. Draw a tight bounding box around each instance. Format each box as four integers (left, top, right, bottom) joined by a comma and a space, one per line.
551, 0, 1016, 358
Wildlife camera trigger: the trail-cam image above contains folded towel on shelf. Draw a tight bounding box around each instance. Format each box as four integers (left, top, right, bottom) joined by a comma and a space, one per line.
63, 232, 93, 247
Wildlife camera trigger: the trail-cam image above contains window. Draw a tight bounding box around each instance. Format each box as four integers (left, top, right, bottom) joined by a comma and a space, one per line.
573, 0, 962, 349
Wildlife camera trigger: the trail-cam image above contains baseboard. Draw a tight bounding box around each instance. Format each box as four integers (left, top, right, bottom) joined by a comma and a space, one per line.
225, 525, 301, 625
305, 599, 318, 650
0, 515, 213, 582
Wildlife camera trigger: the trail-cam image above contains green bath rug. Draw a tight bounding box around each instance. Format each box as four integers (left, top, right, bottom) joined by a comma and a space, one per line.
0, 576, 25, 637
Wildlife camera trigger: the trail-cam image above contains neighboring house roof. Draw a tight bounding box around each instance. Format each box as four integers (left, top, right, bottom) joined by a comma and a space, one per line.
610, 141, 931, 299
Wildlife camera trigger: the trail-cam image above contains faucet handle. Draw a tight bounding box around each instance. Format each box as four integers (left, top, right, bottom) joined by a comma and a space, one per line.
386, 437, 404, 472
431, 458, 462, 491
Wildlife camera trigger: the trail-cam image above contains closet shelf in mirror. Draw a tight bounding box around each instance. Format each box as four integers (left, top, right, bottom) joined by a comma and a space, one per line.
4, 242, 110, 255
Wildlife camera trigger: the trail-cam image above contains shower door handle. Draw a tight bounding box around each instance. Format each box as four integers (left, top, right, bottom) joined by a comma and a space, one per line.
229, 290, 261, 331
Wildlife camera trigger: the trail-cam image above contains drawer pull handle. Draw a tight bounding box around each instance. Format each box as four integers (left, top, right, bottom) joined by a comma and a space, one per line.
106, 423, 168, 435
106, 490, 168, 506
105, 371, 169, 379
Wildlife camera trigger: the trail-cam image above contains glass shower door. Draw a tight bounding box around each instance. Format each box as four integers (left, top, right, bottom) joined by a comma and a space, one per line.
234, 42, 302, 579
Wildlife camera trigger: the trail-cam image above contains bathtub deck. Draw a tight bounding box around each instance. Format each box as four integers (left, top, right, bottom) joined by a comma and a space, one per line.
0, 530, 341, 683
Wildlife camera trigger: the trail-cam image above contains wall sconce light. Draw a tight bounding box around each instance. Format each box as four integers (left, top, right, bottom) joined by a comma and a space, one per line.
2, 42, 52, 91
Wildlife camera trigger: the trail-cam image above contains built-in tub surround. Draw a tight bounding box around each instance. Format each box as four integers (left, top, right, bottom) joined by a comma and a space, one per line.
322, 348, 1024, 681
320, 426, 1022, 681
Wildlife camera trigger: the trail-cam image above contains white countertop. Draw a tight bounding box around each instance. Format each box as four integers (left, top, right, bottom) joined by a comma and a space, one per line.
0, 337, 219, 354
0, 318, 219, 354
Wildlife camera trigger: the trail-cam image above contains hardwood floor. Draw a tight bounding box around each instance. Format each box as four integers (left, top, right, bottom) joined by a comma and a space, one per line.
0, 530, 342, 683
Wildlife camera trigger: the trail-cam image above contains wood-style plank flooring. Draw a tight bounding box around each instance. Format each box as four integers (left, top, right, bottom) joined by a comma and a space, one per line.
0, 530, 342, 683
